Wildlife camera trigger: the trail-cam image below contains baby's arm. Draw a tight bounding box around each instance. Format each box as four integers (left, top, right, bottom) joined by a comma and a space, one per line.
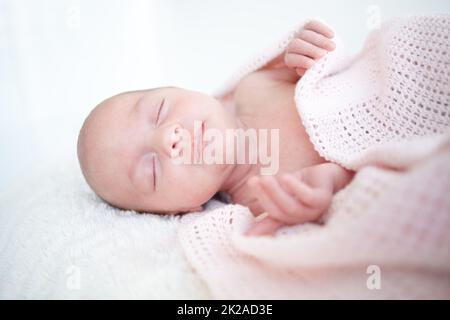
246, 163, 354, 236
264, 20, 336, 81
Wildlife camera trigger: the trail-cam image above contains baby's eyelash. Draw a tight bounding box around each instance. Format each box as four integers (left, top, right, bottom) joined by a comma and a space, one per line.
155, 98, 165, 125
152, 155, 156, 190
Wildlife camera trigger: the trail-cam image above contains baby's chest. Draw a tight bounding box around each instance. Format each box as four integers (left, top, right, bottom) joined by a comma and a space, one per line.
233, 70, 324, 171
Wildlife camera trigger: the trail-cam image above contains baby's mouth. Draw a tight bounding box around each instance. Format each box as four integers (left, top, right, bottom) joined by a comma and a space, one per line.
193, 120, 204, 163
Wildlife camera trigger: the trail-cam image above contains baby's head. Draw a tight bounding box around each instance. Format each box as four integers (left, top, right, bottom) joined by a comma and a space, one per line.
77, 87, 238, 214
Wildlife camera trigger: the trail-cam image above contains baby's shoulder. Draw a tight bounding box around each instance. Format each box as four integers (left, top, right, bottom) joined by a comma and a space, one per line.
234, 67, 296, 116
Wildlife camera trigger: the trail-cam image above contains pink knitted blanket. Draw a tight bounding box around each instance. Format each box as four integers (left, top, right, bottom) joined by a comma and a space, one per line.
178, 15, 450, 299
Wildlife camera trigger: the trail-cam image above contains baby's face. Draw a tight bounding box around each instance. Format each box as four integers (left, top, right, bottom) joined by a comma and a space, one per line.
78, 87, 238, 213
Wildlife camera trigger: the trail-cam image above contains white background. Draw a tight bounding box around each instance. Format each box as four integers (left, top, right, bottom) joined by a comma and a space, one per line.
1, 0, 449, 193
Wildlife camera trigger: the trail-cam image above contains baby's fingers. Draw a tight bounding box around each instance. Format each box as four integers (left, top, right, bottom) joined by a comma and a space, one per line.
296, 29, 336, 51
245, 216, 284, 236
281, 175, 331, 212
287, 38, 328, 60
296, 68, 307, 77
259, 176, 307, 223
304, 20, 335, 39
246, 198, 265, 217
284, 53, 315, 71
251, 176, 302, 224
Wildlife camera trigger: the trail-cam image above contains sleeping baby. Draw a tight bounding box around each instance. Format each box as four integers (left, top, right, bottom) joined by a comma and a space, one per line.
77, 20, 355, 236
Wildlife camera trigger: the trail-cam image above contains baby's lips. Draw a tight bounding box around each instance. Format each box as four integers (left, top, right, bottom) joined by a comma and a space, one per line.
170, 147, 181, 159
203, 134, 216, 149
191, 120, 204, 163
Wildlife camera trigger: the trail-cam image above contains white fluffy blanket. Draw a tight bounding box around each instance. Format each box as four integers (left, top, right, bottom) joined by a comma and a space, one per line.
178, 15, 450, 299
0, 162, 211, 299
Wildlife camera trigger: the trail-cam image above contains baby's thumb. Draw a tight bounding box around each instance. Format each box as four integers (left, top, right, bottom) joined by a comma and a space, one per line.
245, 216, 284, 237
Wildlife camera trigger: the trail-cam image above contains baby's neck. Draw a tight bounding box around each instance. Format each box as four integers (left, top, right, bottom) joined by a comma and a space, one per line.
219, 116, 261, 202
220, 162, 255, 197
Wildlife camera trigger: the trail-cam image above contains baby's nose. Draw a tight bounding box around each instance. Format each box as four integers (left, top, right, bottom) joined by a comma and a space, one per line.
167, 124, 184, 158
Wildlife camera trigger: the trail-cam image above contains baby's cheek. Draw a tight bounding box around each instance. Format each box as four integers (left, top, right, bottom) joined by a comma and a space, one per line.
168, 163, 224, 204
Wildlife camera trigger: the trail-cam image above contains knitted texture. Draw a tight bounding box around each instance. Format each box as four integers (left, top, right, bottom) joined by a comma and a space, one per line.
178, 15, 450, 299
296, 15, 450, 170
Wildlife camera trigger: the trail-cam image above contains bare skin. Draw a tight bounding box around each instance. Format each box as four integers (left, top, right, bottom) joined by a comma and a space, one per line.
77, 20, 354, 236
225, 21, 354, 235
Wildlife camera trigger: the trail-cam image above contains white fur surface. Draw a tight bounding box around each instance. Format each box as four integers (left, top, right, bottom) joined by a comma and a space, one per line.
0, 163, 211, 299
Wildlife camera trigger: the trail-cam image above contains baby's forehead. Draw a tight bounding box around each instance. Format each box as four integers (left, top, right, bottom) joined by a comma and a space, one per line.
90, 90, 147, 124
107, 87, 177, 106
105, 90, 147, 108
101, 87, 183, 119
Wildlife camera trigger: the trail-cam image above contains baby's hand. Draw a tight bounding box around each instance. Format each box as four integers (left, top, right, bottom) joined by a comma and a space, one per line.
246, 163, 353, 236
284, 20, 336, 77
